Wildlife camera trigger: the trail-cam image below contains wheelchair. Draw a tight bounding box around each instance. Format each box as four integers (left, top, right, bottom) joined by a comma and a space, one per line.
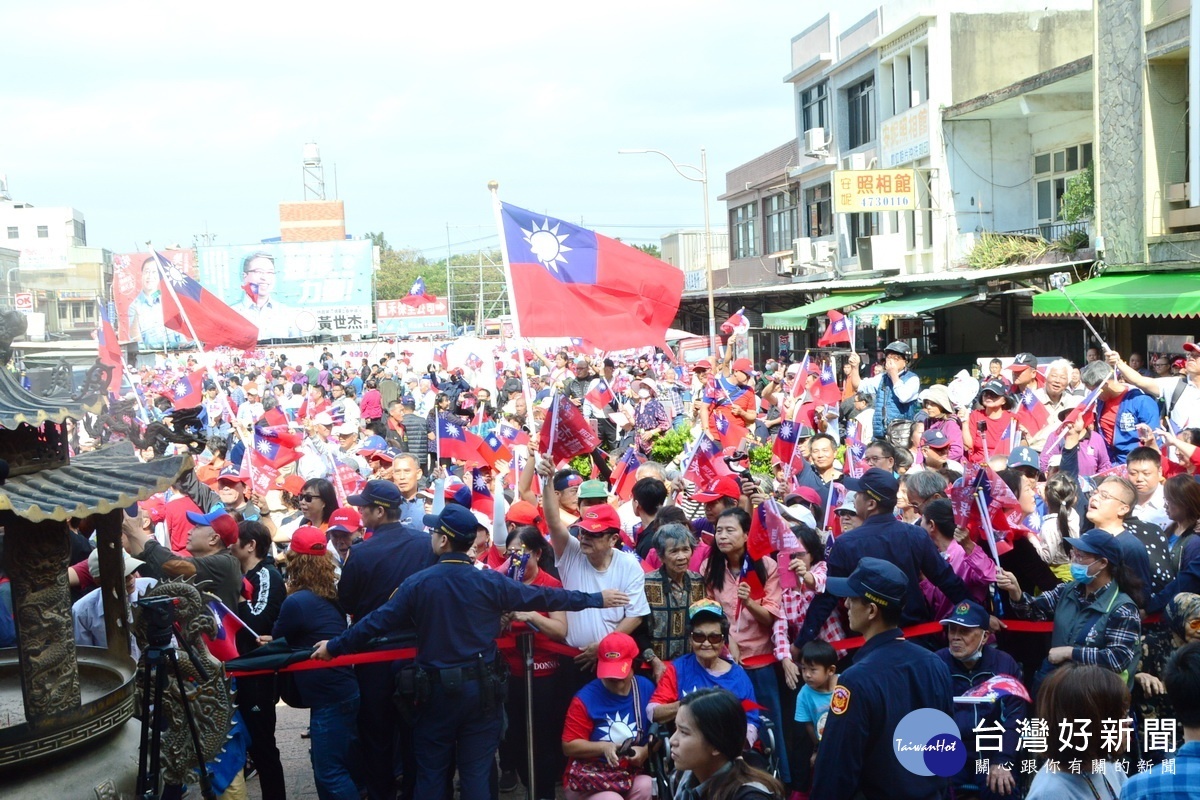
647, 713, 782, 797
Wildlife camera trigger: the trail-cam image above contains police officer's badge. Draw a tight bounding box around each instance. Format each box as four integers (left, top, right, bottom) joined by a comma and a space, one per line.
830, 685, 851, 715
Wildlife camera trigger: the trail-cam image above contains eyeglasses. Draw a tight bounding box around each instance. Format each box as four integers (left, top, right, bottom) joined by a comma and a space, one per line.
298, 493, 320, 502
864, 455, 889, 464
690, 632, 725, 645
1094, 489, 1130, 505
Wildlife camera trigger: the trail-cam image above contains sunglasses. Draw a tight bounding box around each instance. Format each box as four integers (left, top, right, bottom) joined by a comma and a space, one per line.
298, 493, 320, 502
690, 632, 725, 645
579, 529, 614, 539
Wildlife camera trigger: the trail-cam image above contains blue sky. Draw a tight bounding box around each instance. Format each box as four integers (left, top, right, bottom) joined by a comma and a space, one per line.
2, 0, 881, 257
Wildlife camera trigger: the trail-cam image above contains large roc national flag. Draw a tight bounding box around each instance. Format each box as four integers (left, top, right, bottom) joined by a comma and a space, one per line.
498, 201, 684, 350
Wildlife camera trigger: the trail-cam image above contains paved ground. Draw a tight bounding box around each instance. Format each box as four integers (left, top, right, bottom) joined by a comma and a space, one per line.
244, 702, 553, 799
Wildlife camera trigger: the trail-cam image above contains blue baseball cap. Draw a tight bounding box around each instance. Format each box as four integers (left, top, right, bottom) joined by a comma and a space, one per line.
841, 467, 899, 505
1007, 446, 1041, 473
1066, 530, 1123, 566
921, 429, 951, 450
347, 479, 403, 509
826, 557, 908, 610
424, 504, 478, 544
940, 599, 990, 629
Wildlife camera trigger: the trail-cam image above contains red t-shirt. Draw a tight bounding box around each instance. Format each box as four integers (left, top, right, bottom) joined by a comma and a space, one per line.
1098, 388, 1127, 448
499, 568, 564, 678
967, 409, 1019, 463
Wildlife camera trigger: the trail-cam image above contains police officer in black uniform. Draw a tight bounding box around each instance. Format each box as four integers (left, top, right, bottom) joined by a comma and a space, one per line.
338, 479, 436, 800
797, 467, 969, 646
812, 557, 956, 800
313, 504, 630, 800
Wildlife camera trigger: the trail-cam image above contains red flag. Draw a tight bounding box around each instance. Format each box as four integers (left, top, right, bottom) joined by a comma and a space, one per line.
437, 415, 483, 462
814, 361, 841, 407
201, 599, 252, 662
475, 430, 513, 469
772, 417, 802, 465
152, 251, 259, 350
169, 369, 207, 409
538, 396, 601, 463
748, 499, 790, 560
1014, 388, 1049, 434
585, 379, 616, 408
817, 310, 852, 347
245, 456, 281, 497
610, 447, 644, 502
500, 202, 684, 349
683, 433, 728, 488
95, 302, 123, 394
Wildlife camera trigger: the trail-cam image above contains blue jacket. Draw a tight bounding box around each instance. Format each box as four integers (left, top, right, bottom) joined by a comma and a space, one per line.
798, 513, 968, 644
1095, 387, 1159, 464
328, 551, 604, 668
812, 628, 954, 800
337, 521, 437, 621
936, 646, 1027, 791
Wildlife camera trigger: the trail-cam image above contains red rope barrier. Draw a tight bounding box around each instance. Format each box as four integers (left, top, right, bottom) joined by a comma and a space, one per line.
227, 613, 1166, 676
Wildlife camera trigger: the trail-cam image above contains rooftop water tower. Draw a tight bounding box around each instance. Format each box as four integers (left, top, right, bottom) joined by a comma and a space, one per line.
302, 143, 325, 200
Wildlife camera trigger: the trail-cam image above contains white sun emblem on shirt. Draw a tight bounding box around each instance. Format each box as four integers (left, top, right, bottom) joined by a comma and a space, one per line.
520, 219, 572, 274
597, 711, 636, 744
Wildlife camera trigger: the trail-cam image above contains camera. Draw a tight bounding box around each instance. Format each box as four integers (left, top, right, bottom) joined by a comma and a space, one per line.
976, 420, 988, 434
137, 595, 180, 648
1048, 272, 1071, 290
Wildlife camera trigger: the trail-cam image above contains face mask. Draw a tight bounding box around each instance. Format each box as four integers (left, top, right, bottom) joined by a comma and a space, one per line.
1070, 561, 1097, 585
637, 389, 651, 399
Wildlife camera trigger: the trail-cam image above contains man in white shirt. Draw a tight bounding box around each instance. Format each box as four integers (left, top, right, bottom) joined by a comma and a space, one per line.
73, 550, 157, 660
1128, 446, 1170, 531
539, 460, 649, 674
1028, 359, 1080, 451
1110, 344, 1200, 429
235, 383, 265, 426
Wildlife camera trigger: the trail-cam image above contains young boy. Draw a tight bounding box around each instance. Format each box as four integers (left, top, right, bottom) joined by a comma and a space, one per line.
795, 640, 839, 762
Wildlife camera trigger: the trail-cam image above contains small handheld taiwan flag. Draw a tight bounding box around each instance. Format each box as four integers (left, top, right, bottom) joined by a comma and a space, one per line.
401, 277, 436, 307
817, 310, 852, 347
720, 307, 749, 337
585, 379, 615, 408
170, 369, 207, 410
476, 430, 513, 468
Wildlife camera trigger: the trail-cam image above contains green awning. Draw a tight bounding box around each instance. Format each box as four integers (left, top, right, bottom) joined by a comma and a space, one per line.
855, 290, 977, 318
1031, 271, 1200, 318
760, 291, 885, 330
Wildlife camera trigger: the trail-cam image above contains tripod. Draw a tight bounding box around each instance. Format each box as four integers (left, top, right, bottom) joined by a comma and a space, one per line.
136, 626, 217, 800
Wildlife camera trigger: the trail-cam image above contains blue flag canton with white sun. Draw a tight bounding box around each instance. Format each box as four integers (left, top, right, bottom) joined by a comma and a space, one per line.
501, 203, 598, 285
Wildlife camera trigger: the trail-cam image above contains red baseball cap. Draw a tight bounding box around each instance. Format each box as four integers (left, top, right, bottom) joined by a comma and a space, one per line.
327, 507, 362, 534
505, 500, 543, 527
692, 360, 712, 371
290, 526, 328, 556
595, 632, 639, 680
577, 505, 621, 534
731, 358, 755, 376
693, 475, 742, 503
1183, 342, 1200, 355
786, 486, 823, 508
185, 510, 239, 547
278, 474, 307, 496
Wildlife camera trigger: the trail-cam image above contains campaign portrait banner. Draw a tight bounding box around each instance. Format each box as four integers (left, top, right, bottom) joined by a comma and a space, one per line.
197, 241, 374, 341
112, 249, 198, 349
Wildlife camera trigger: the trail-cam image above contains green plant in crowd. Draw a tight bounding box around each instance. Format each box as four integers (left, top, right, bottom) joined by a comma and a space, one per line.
568, 454, 593, 477
650, 424, 694, 465
748, 445, 774, 478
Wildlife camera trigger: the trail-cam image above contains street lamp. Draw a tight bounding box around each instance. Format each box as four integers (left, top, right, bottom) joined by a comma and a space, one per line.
618, 148, 717, 355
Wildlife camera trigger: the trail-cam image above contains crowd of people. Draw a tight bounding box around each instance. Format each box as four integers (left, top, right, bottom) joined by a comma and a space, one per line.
10, 332, 1200, 800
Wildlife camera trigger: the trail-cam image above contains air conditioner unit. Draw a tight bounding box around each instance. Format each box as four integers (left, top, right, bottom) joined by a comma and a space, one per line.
793, 237, 813, 264
812, 240, 837, 267
841, 153, 867, 171
803, 128, 826, 155
857, 233, 905, 273
776, 256, 794, 276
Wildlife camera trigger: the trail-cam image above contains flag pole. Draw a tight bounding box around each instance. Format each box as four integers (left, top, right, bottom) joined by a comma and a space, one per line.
488, 183, 538, 436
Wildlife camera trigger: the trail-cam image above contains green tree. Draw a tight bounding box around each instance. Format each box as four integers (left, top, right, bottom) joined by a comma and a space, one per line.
633, 243, 661, 259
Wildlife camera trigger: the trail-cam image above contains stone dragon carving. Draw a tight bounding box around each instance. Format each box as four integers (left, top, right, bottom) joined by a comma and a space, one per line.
132, 580, 235, 788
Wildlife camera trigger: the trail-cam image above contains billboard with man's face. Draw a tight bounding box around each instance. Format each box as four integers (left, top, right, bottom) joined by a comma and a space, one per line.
112, 249, 197, 349
197, 240, 374, 341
